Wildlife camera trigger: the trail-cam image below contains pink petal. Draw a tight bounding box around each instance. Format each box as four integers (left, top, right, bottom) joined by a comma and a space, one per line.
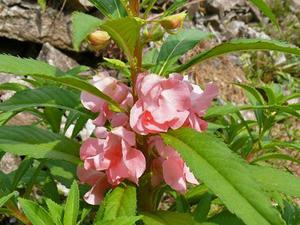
192, 83, 218, 116
184, 164, 199, 185
94, 127, 108, 139
162, 156, 187, 193
80, 138, 104, 160
84, 176, 110, 205
123, 148, 146, 184
110, 113, 129, 128
80, 92, 105, 113
160, 78, 191, 111
84, 153, 111, 171
77, 166, 105, 185
111, 126, 136, 146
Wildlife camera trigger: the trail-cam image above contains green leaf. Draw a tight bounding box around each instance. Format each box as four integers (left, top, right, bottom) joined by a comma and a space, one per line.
161, 128, 285, 225
0, 126, 80, 164
96, 185, 137, 222
155, 29, 212, 75
193, 192, 213, 222
185, 185, 209, 205
252, 153, 300, 165
19, 198, 55, 225
94, 216, 142, 225
0, 86, 93, 118
88, 0, 127, 18
72, 12, 102, 51
37, 0, 47, 10
0, 55, 123, 112
205, 104, 239, 118
0, 112, 15, 125
100, 18, 142, 65
12, 158, 33, 190
44, 107, 64, 133
102, 57, 130, 77
250, 166, 300, 199
176, 39, 300, 72
208, 211, 244, 225
163, 0, 187, 16
46, 198, 63, 225
0, 82, 28, 92
262, 141, 300, 152
63, 181, 79, 225
0, 191, 18, 208
249, 0, 279, 29
142, 211, 199, 225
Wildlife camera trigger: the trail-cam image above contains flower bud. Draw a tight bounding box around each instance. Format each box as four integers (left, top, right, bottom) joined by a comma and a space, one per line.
88, 30, 111, 50
160, 12, 187, 30
142, 25, 164, 43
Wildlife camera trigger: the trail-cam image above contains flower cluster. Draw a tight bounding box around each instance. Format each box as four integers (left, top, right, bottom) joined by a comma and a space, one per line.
78, 72, 218, 205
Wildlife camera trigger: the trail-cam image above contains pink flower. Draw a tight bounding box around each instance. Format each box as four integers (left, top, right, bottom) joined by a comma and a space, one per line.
130, 73, 218, 135
81, 72, 133, 127
80, 127, 146, 186
185, 81, 218, 132
77, 166, 110, 205
130, 74, 191, 135
149, 136, 198, 193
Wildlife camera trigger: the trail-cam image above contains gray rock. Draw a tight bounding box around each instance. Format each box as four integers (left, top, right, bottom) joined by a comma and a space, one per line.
0, 153, 21, 174
206, 0, 246, 14
0, 0, 73, 50
38, 43, 78, 71
290, 0, 300, 13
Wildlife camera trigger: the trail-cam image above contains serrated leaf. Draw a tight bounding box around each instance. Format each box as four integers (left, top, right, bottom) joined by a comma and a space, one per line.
0, 86, 93, 119
250, 166, 300, 199
249, 0, 279, 29
94, 216, 142, 225
0, 191, 18, 208
142, 211, 199, 225
12, 158, 33, 190
63, 181, 79, 225
100, 18, 142, 65
88, 0, 127, 18
0, 82, 28, 92
208, 211, 244, 225
96, 185, 137, 222
252, 153, 300, 165
46, 199, 63, 225
19, 198, 55, 225
0, 55, 123, 112
0, 126, 80, 164
161, 128, 285, 225
72, 12, 102, 51
44, 107, 64, 133
176, 39, 300, 72
155, 29, 212, 75
262, 141, 300, 152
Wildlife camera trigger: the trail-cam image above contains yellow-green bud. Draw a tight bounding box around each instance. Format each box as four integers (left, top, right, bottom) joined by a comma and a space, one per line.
160, 12, 187, 30
88, 30, 111, 50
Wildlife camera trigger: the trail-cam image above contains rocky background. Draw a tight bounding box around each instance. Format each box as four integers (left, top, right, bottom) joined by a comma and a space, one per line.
0, 0, 299, 193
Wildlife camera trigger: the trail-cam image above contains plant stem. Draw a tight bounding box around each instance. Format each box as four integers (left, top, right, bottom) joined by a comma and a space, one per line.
129, 0, 140, 16
129, 0, 142, 100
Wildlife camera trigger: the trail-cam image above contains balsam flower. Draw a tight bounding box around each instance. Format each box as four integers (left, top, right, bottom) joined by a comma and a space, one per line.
81, 72, 133, 127
77, 166, 110, 205
130, 73, 218, 135
149, 136, 198, 193
80, 126, 146, 186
